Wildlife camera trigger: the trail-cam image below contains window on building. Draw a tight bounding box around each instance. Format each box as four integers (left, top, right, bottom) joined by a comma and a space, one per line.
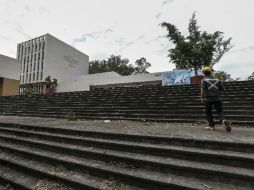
33, 73, 35, 81
35, 44, 37, 52
40, 72, 43, 80
17, 46, 20, 59
34, 54, 37, 62
41, 59, 43, 71
28, 47, 30, 54
29, 74, 31, 82
27, 56, 29, 73
23, 57, 26, 73
42, 42, 45, 50
38, 53, 40, 62
37, 72, 39, 81
21, 46, 23, 59
22, 62, 25, 74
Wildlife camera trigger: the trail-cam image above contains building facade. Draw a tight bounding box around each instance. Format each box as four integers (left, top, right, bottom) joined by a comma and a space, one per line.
0, 54, 20, 96
17, 33, 89, 95
57, 71, 163, 92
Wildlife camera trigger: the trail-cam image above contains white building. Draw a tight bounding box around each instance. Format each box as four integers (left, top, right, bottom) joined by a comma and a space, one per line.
17, 33, 89, 94
57, 71, 163, 92
0, 54, 20, 96
0, 54, 20, 80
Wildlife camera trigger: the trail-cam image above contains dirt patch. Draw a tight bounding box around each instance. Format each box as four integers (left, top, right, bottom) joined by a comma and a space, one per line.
99, 177, 125, 190
109, 160, 136, 171
50, 165, 74, 177
34, 179, 73, 190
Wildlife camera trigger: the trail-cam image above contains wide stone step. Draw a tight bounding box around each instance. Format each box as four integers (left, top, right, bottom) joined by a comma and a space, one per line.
0, 140, 209, 190
14, 91, 253, 101
0, 126, 254, 164
0, 129, 253, 189
2, 108, 254, 117
0, 150, 113, 190
1, 98, 254, 107
1, 123, 253, 152
0, 112, 253, 124
0, 161, 39, 190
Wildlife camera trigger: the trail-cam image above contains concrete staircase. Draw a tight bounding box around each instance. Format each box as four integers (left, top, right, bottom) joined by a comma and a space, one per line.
0, 80, 254, 124
0, 122, 253, 189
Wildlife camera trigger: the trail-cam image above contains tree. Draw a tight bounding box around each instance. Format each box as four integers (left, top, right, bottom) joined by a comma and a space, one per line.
134, 57, 151, 74
89, 55, 151, 76
161, 12, 232, 75
213, 71, 232, 81
45, 76, 58, 88
89, 55, 135, 76
248, 72, 254, 80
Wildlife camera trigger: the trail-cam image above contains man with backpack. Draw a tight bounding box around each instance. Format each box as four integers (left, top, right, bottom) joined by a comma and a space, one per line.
200, 67, 231, 132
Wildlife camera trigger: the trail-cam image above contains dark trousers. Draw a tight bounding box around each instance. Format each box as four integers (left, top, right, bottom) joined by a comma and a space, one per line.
205, 101, 225, 127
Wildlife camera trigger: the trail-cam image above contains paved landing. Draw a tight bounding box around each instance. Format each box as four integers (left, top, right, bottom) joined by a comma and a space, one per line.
0, 116, 253, 144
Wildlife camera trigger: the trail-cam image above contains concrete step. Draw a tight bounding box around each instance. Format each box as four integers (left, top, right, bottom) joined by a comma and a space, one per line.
0, 161, 39, 190
3, 110, 254, 119
0, 139, 214, 190
1, 125, 254, 162
2, 122, 254, 153
2, 108, 254, 117
0, 150, 111, 190
0, 112, 253, 124
1, 98, 254, 107
0, 126, 253, 189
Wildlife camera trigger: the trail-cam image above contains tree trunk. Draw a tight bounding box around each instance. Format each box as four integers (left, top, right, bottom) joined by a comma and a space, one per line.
194, 65, 198, 76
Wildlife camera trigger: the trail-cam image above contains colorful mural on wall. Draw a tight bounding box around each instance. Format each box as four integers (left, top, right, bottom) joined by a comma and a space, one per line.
161, 70, 203, 86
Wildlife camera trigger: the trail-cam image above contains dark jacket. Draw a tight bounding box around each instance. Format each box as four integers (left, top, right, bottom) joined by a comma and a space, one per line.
201, 76, 224, 102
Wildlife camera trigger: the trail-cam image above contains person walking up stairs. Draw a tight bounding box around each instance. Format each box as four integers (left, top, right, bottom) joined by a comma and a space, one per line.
200, 67, 232, 132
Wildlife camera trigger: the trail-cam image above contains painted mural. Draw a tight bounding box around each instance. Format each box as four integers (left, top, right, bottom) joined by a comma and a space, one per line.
161, 70, 203, 86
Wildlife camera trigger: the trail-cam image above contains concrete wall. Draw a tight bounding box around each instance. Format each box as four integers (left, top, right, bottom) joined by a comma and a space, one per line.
0, 77, 20, 96
89, 72, 162, 86
57, 72, 162, 92
0, 54, 20, 80
57, 79, 90, 92
44, 34, 89, 83
57, 72, 120, 92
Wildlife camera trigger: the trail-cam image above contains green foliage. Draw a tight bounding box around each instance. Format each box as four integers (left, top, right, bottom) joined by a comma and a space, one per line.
89, 55, 135, 76
161, 12, 232, 75
45, 76, 58, 88
248, 72, 254, 80
213, 71, 232, 81
134, 57, 151, 74
24, 86, 34, 96
89, 55, 152, 76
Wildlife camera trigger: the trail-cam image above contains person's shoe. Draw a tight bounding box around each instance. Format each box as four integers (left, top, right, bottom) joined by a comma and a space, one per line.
222, 120, 231, 132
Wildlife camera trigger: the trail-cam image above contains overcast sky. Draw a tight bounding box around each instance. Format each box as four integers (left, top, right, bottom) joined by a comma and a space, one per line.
0, 0, 254, 79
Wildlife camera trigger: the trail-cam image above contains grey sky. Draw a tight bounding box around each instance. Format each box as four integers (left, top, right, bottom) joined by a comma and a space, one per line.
0, 0, 254, 78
